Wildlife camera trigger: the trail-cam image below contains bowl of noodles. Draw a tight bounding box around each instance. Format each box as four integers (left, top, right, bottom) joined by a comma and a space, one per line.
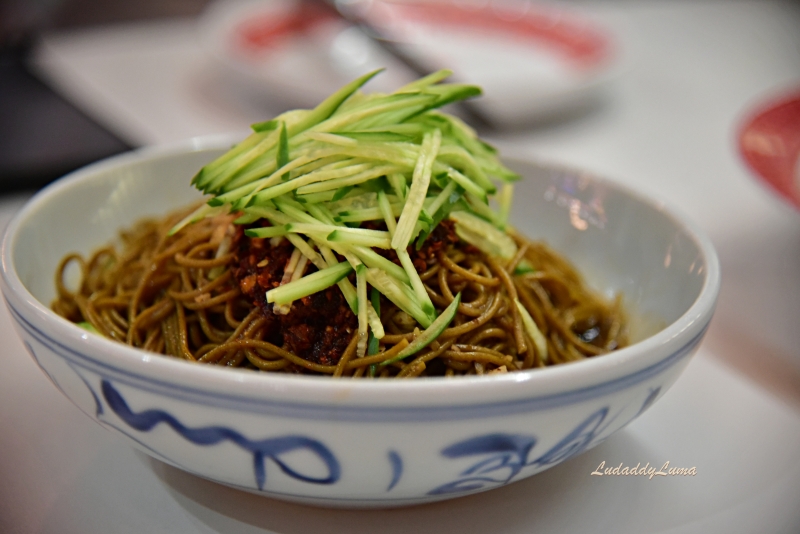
0, 73, 719, 507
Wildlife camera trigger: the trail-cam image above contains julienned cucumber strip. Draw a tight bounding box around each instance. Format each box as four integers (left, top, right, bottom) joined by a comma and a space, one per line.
244, 225, 289, 239
498, 183, 514, 227
421, 84, 482, 110
449, 210, 517, 260
203, 129, 280, 194
436, 165, 486, 201
331, 185, 354, 201
515, 298, 548, 363
366, 302, 384, 340
298, 190, 338, 204
379, 293, 461, 367
437, 145, 496, 194
266, 261, 352, 305
288, 222, 389, 238
387, 173, 408, 200
294, 164, 401, 195
392, 129, 441, 250
313, 93, 437, 134
338, 131, 414, 143
222, 148, 345, 196
304, 203, 337, 225
252, 69, 382, 135
365, 268, 431, 328
277, 121, 291, 181
234, 212, 260, 225
368, 287, 383, 347
398, 69, 453, 92
168, 202, 229, 236
397, 248, 435, 318
415, 187, 464, 249
292, 69, 383, 134
77, 321, 99, 334
356, 264, 369, 358
245, 162, 375, 205
328, 190, 393, 213
465, 192, 503, 228
318, 246, 358, 314
325, 243, 408, 284
228, 155, 356, 205
377, 190, 397, 236
285, 234, 326, 271
327, 230, 391, 249
192, 132, 262, 188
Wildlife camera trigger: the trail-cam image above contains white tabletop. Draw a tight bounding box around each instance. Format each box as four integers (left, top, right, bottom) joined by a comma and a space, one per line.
4, 1, 800, 532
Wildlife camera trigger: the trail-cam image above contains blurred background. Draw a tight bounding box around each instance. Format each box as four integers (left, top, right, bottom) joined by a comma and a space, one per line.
0, 0, 655, 191
2, 0, 798, 196
1, 1, 800, 532
0, 0, 211, 191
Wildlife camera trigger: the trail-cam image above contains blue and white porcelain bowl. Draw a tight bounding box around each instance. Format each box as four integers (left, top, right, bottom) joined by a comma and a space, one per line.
0, 137, 720, 508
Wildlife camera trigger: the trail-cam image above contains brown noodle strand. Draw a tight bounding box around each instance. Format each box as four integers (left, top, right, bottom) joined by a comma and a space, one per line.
466, 327, 508, 347
196, 307, 230, 343
439, 292, 503, 340
175, 302, 196, 361
244, 349, 291, 371
397, 360, 426, 378
396, 338, 455, 378
224, 298, 243, 329
168, 270, 233, 300
437, 250, 501, 287
507, 242, 531, 274
333, 334, 360, 378
345, 339, 410, 369
174, 252, 235, 269
485, 256, 527, 355
522, 334, 537, 369
52, 206, 628, 377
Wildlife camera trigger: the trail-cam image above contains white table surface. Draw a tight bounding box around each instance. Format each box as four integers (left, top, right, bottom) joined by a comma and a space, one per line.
4, 1, 800, 532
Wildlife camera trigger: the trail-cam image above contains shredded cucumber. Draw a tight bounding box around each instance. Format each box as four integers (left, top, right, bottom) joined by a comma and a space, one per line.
366, 268, 431, 328
449, 210, 517, 260
356, 264, 369, 358
392, 129, 440, 250
77, 322, 99, 334
266, 261, 352, 305
515, 298, 548, 363
244, 225, 289, 239
379, 293, 461, 366
187, 70, 522, 347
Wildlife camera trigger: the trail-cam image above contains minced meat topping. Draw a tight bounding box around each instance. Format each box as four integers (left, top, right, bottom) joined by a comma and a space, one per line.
231, 219, 459, 367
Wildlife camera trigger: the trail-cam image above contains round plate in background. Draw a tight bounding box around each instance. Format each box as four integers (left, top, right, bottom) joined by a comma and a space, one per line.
738, 88, 800, 210
201, 0, 619, 127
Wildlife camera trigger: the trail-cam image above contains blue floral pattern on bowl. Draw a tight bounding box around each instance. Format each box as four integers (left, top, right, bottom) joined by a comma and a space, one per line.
101, 380, 340, 490
428, 388, 660, 495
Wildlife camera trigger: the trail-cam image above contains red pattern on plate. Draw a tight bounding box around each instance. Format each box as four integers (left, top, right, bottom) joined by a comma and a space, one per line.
235, 2, 335, 55
738, 90, 800, 209
362, 0, 610, 67
231, 0, 610, 68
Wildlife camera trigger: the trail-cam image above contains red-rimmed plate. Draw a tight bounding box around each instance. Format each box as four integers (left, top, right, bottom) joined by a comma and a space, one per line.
201, 0, 619, 126
738, 89, 800, 210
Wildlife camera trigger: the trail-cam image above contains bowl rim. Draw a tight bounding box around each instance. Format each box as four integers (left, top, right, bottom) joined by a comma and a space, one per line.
0, 136, 721, 407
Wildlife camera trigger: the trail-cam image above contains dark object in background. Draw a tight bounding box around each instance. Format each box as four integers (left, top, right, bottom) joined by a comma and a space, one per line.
0, 37, 132, 193
0, 0, 212, 194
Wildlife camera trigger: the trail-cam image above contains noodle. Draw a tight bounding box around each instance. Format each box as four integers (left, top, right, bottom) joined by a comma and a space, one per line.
52, 204, 628, 377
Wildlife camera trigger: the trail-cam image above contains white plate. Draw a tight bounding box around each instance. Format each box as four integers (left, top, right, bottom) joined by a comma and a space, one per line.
201, 0, 619, 127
